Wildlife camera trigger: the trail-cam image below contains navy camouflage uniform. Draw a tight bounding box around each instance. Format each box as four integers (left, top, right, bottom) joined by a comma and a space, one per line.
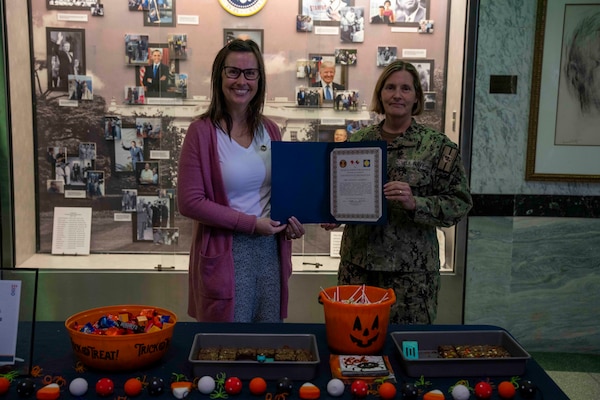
338, 119, 472, 324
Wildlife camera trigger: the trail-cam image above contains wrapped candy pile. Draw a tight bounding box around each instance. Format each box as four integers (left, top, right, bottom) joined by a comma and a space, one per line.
74, 308, 172, 335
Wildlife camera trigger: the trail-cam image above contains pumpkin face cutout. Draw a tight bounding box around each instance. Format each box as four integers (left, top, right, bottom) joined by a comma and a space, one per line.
321, 285, 396, 355
350, 315, 380, 348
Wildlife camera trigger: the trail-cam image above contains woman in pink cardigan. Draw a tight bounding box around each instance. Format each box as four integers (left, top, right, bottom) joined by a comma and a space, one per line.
178, 39, 305, 322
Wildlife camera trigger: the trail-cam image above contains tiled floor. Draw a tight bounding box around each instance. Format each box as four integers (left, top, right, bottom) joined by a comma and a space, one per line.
547, 371, 600, 399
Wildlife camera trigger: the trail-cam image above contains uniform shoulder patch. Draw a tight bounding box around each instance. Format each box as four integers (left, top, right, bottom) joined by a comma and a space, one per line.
437, 145, 458, 172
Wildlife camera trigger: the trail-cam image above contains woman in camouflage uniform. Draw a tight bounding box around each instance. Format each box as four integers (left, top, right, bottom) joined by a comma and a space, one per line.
322, 60, 472, 324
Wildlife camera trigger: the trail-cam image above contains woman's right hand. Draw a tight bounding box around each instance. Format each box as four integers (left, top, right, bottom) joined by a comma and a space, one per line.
255, 217, 287, 236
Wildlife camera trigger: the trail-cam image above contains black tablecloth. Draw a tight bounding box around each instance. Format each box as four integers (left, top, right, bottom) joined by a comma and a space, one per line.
9, 322, 568, 399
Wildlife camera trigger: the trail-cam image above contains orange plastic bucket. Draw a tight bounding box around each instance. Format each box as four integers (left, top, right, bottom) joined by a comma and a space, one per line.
320, 285, 396, 355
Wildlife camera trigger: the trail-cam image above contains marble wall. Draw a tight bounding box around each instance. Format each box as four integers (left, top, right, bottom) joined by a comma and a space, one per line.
465, 0, 600, 353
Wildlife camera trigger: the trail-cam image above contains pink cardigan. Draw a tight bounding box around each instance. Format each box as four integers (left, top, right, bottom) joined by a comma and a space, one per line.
177, 117, 292, 322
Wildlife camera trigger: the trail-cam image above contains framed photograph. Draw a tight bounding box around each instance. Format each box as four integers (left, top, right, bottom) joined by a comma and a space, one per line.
299, 0, 354, 26
67, 75, 93, 101
335, 48, 357, 65
526, 0, 600, 181
46, 28, 85, 92
133, 196, 174, 243
85, 170, 104, 198
121, 189, 138, 212
143, 0, 175, 26
333, 90, 360, 111
167, 34, 188, 59
115, 129, 144, 172
424, 91, 436, 111
223, 29, 264, 53
410, 59, 433, 92
46, 180, 64, 194
391, 0, 430, 27
376, 46, 397, 67
296, 14, 314, 32
135, 117, 162, 139
47, 0, 97, 10
308, 53, 348, 92
340, 6, 365, 43
136, 161, 160, 185
104, 116, 122, 141
134, 44, 181, 98
296, 85, 322, 108
125, 34, 150, 65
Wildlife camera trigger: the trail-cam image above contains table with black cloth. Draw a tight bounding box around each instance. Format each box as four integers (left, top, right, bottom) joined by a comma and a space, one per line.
10, 322, 568, 400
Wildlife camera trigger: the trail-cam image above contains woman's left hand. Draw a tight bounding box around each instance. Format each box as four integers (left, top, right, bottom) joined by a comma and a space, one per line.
383, 181, 416, 211
285, 216, 305, 240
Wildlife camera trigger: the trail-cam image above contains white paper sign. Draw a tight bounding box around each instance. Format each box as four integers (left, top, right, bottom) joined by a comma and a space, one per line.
0, 280, 21, 366
51, 207, 92, 255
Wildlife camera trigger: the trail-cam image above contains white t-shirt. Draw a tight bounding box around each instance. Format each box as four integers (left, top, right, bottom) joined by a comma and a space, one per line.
217, 125, 272, 218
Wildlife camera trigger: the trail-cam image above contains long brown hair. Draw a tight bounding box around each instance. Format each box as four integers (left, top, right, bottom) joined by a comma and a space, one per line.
370, 60, 424, 116
200, 39, 266, 138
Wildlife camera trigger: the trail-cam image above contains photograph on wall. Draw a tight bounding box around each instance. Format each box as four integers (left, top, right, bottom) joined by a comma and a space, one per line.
424, 91, 436, 110
78, 142, 96, 161
86, 171, 104, 198
133, 196, 173, 243
124, 86, 146, 104
167, 34, 187, 59
376, 46, 397, 67
412, 59, 434, 91
115, 129, 144, 172
143, 0, 175, 26
296, 59, 318, 80
224, 29, 264, 52
369, 0, 394, 23
46, 179, 64, 194
46, 28, 86, 92
68, 75, 93, 101
340, 6, 365, 43
418, 19, 434, 33
333, 90, 360, 111
296, 15, 314, 32
104, 116, 122, 141
129, 0, 173, 11
173, 73, 188, 98
136, 161, 159, 185
66, 157, 85, 187
296, 86, 322, 108
154, 228, 179, 245
47, 0, 98, 10
308, 54, 347, 96
392, 0, 430, 26
135, 45, 182, 98
299, 0, 354, 25
136, 118, 162, 139
121, 189, 138, 212
125, 34, 150, 65
91, 3, 104, 16
335, 49, 357, 65
47, 146, 67, 171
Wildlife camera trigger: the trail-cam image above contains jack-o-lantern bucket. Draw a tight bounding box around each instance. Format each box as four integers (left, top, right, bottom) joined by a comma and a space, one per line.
320, 285, 396, 355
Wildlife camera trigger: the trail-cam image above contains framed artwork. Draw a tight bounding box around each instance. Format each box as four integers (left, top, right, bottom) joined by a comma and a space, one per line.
121, 189, 138, 212
376, 46, 397, 67
167, 34, 188, 59
410, 59, 434, 92
134, 44, 181, 98
114, 129, 144, 172
308, 53, 348, 92
143, 0, 175, 26
526, 0, 600, 181
85, 171, 104, 198
333, 90, 360, 111
340, 6, 365, 43
47, 0, 97, 10
299, 0, 354, 26
296, 86, 322, 108
424, 92, 436, 111
135, 117, 162, 139
135, 161, 160, 185
46, 28, 86, 92
67, 75, 93, 101
296, 15, 314, 32
223, 29, 264, 52
392, 0, 430, 27
104, 116, 122, 141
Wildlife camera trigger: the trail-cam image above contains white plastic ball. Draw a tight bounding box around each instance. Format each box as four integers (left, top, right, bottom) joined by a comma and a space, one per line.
327, 378, 345, 397
197, 376, 216, 394
451, 384, 471, 400
69, 377, 89, 397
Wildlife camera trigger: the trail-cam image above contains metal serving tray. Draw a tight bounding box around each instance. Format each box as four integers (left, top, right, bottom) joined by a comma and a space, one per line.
188, 333, 320, 380
390, 330, 531, 377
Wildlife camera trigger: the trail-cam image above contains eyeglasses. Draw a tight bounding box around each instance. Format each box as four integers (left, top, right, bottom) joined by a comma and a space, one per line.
223, 66, 260, 80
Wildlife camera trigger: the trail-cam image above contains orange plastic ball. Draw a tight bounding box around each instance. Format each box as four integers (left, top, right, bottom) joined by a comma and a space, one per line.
124, 378, 143, 397
0, 377, 10, 395
378, 382, 397, 400
498, 381, 516, 399
249, 377, 267, 395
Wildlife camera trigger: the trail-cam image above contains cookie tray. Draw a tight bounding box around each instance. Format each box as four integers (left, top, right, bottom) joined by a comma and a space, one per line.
390, 330, 531, 377
188, 333, 320, 380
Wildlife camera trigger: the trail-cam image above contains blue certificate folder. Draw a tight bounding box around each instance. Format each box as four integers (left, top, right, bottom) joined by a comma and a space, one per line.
271, 141, 387, 224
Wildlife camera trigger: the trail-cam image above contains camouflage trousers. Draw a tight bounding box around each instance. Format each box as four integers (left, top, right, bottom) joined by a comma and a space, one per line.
338, 261, 440, 325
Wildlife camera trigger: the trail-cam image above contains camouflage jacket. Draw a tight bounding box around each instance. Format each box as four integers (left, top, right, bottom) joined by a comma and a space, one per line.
340, 119, 473, 272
